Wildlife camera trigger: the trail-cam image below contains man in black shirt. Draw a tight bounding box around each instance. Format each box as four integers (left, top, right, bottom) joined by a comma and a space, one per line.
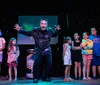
14, 19, 61, 83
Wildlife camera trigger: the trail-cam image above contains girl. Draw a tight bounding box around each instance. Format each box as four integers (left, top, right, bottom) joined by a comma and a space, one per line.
63, 37, 73, 82
72, 33, 82, 80
7, 38, 20, 81
81, 32, 93, 80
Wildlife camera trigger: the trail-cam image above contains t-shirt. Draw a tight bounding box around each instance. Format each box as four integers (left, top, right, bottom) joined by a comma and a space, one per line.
0, 37, 6, 54
81, 39, 93, 55
89, 34, 100, 56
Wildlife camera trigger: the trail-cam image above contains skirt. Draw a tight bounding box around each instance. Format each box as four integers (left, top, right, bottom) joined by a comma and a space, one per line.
8, 61, 17, 67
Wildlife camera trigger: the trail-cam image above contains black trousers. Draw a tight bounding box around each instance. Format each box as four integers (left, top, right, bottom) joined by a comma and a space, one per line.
33, 48, 52, 79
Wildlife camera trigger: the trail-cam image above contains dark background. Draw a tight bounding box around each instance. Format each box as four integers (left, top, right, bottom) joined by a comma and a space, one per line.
0, 1, 100, 78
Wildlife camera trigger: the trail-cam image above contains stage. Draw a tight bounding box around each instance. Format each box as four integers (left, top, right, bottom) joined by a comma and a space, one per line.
0, 77, 100, 85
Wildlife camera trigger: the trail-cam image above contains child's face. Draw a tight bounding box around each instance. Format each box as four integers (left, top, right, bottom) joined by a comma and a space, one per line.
91, 28, 97, 35
74, 33, 79, 40
68, 39, 72, 44
12, 40, 16, 45
83, 33, 88, 39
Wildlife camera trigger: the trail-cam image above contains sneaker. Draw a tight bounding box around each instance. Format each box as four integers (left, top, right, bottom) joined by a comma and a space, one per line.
98, 76, 100, 79
92, 76, 97, 79
42, 77, 52, 82
75, 77, 78, 80
68, 77, 73, 81
33, 78, 38, 83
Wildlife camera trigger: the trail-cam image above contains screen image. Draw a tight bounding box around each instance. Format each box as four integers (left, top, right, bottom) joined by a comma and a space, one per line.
17, 16, 58, 45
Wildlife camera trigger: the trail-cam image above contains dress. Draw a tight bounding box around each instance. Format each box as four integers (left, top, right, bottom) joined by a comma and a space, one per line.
7, 47, 19, 67
63, 43, 72, 65
72, 40, 82, 62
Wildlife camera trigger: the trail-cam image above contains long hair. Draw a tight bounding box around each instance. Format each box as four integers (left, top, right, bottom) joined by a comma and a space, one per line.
74, 32, 82, 41
7, 38, 18, 52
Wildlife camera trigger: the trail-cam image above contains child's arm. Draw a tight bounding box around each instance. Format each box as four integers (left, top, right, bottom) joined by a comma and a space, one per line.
73, 43, 82, 50
0, 38, 6, 51
63, 44, 67, 57
85, 40, 93, 49
71, 41, 74, 50
81, 39, 88, 48
72, 41, 82, 50
14, 47, 20, 61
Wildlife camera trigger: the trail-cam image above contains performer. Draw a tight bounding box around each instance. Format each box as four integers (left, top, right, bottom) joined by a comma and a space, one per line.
0, 30, 6, 79
81, 32, 93, 80
89, 27, 100, 79
14, 19, 61, 83
72, 33, 82, 80
63, 37, 73, 82
7, 38, 20, 81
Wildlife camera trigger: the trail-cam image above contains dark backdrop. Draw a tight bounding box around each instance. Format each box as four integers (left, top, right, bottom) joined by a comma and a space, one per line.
0, 1, 100, 78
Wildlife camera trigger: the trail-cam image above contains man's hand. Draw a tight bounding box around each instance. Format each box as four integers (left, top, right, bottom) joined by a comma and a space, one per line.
14, 24, 22, 31
55, 25, 61, 30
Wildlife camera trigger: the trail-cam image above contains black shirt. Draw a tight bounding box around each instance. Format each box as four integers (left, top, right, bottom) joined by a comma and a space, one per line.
19, 28, 59, 51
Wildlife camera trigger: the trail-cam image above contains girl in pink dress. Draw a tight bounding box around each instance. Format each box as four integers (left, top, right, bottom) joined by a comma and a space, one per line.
7, 38, 20, 81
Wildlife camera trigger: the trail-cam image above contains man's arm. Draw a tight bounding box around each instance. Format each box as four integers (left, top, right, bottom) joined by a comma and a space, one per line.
14, 24, 34, 36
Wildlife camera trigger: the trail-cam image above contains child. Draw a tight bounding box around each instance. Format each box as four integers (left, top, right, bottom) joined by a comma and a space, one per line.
89, 27, 100, 79
81, 32, 93, 80
63, 37, 73, 82
72, 33, 82, 80
0, 30, 6, 79
7, 38, 20, 81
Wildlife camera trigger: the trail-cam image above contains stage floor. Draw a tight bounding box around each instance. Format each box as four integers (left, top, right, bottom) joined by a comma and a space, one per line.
0, 77, 100, 85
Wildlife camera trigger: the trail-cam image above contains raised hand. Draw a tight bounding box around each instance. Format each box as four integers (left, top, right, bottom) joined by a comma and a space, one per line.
14, 24, 22, 31
55, 25, 61, 30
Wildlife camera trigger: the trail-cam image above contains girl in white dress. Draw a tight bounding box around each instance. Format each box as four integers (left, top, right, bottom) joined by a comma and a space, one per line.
63, 37, 73, 82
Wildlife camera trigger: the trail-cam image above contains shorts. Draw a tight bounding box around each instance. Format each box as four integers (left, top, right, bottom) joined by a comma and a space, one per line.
0, 53, 3, 62
92, 55, 100, 66
8, 61, 17, 67
82, 54, 93, 60
63, 55, 72, 65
